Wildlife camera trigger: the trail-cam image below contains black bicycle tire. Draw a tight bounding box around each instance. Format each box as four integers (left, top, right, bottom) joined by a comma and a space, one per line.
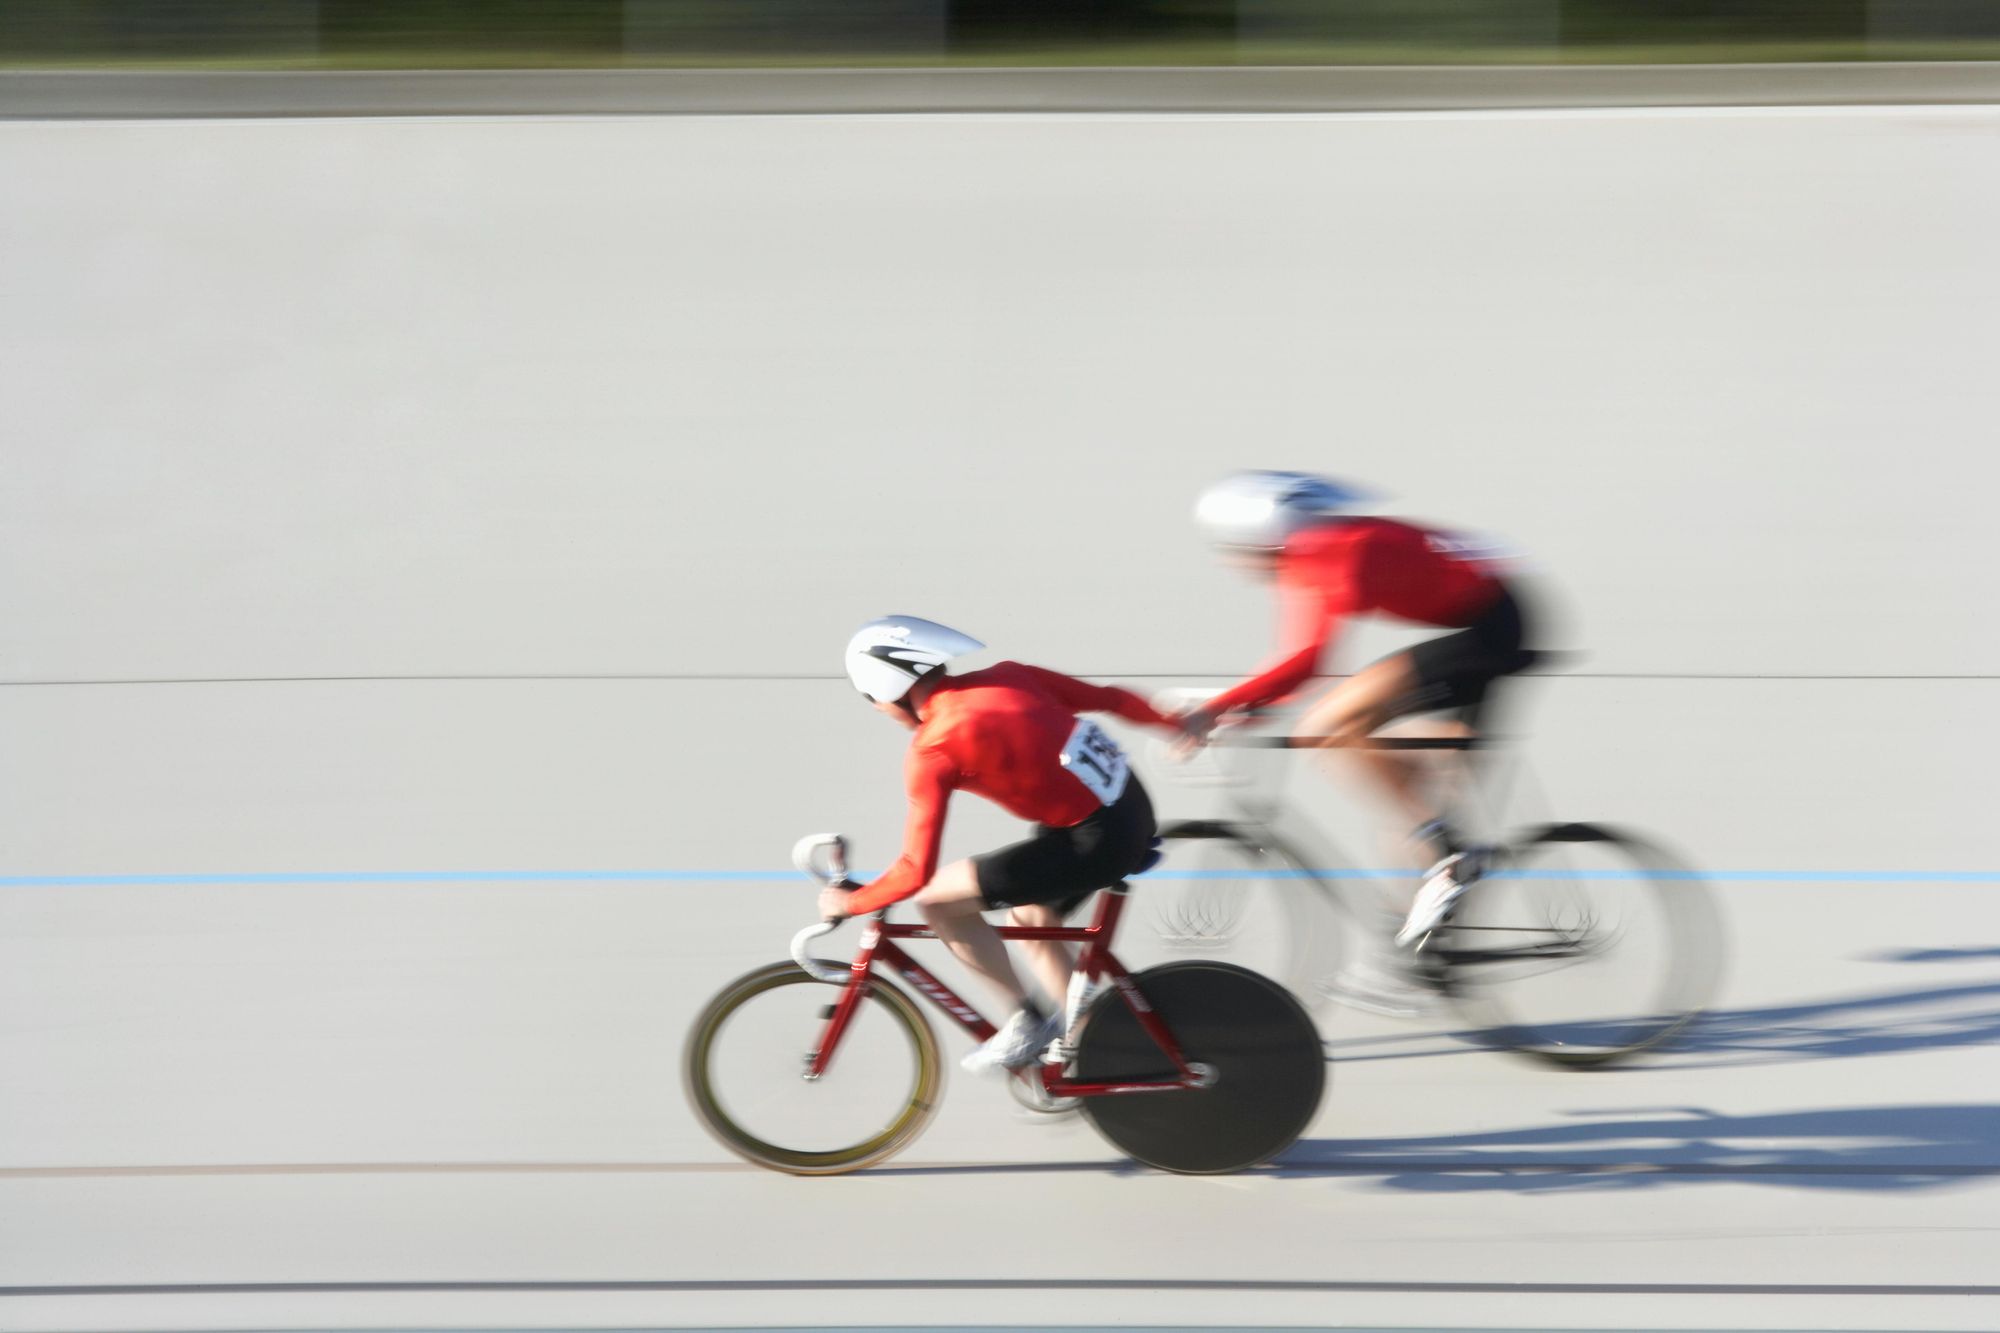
1439, 823, 1725, 1068
1151, 820, 1346, 1012
683, 962, 942, 1175
1074, 961, 1326, 1174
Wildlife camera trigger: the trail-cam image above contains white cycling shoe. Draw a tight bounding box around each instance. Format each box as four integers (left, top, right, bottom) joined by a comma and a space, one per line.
962, 1006, 1063, 1075
1395, 850, 1487, 948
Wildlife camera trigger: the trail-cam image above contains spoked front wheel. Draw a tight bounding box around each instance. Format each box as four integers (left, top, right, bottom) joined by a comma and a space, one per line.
1117, 822, 1346, 1012
684, 963, 942, 1174
1432, 823, 1725, 1067
1074, 961, 1326, 1173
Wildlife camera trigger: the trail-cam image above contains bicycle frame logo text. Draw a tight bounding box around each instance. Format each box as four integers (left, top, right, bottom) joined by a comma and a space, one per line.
899, 966, 986, 1028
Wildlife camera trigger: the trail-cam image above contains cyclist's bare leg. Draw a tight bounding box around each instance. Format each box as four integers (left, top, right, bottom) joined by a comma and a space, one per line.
1007, 902, 1073, 1007
1350, 719, 1475, 853
1295, 653, 1476, 940
1295, 654, 1441, 834
915, 858, 1031, 1009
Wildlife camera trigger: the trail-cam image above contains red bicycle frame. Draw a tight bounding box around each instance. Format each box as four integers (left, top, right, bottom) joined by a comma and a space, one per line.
806, 885, 1204, 1098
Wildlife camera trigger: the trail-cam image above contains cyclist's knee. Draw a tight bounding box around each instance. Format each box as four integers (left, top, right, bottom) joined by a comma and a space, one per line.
1304, 700, 1390, 747
1301, 670, 1406, 742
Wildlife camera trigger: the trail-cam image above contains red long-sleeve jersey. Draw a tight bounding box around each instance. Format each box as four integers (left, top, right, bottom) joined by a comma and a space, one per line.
1204, 518, 1508, 718
844, 662, 1171, 915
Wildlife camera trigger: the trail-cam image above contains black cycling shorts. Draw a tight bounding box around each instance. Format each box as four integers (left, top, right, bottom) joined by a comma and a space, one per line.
1387, 583, 1540, 727
975, 779, 1157, 917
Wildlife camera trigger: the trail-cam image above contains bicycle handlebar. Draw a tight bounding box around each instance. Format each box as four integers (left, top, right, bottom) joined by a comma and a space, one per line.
1219, 735, 1482, 751
791, 832, 851, 885
791, 833, 859, 981
790, 920, 850, 984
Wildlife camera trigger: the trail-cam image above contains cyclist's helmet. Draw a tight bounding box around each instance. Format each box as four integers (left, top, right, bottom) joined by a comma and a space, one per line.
845, 616, 984, 704
1194, 470, 1372, 553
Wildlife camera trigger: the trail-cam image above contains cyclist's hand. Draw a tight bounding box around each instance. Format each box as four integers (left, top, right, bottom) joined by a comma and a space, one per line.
1169, 707, 1217, 758
817, 883, 854, 923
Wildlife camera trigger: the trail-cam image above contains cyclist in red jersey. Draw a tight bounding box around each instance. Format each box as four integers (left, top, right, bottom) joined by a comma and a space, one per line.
1176, 472, 1541, 962
823, 616, 1181, 1072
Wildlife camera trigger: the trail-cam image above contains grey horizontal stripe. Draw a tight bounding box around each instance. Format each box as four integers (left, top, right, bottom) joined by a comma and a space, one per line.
2, 672, 1995, 687
6, 1158, 1998, 1180
4, 1277, 1997, 1298
0, 1161, 747, 1179
5, 64, 2000, 120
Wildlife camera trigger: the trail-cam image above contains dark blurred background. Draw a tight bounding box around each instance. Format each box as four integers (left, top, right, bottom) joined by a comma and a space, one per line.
2, 0, 1998, 66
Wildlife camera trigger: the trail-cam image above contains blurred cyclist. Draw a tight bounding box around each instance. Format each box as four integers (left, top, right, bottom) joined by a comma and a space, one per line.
1177, 471, 1541, 959
824, 616, 1180, 1073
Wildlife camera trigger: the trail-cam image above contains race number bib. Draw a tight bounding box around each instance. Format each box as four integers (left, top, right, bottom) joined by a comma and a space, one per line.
1059, 718, 1130, 805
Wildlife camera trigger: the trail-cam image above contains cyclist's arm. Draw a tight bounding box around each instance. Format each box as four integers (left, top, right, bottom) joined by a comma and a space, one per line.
1013, 664, 1175, 731
843, 745, 956, 916
1202, 582, 1342, 718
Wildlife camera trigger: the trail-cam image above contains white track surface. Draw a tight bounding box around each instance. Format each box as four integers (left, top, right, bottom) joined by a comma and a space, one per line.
3, 105, 1999, 1331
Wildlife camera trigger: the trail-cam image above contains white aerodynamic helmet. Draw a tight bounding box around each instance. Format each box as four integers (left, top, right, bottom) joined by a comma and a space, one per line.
845, 616, 984, 704
1193, 470, 1372, 552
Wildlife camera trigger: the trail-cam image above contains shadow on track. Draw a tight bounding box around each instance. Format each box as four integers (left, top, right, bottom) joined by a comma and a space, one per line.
856, 1104, 2000, 1188
1272, 1103, 2000, 1192
1869, 946, 2000, 963
1323, 948, 2000, 1071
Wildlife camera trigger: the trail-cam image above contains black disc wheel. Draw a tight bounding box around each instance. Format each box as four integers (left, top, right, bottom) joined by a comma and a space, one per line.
684, 963, 942, 1174
1075, 961, 1325, 1173
1119, 822, 1346, 1012
1433, 823, 1725, 1067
